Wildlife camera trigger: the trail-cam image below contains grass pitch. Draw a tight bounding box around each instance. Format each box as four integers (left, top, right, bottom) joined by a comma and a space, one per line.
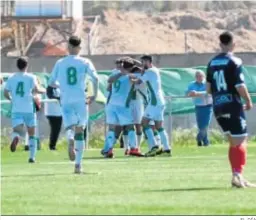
1, 144, 256, 215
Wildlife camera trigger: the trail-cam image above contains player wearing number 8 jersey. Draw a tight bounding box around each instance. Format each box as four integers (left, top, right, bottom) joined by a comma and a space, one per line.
206, 31, 255, 188
4, 57, 45, 163
49, 36, 99, 174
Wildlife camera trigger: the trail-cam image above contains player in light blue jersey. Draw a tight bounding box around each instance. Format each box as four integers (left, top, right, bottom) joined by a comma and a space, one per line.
102, 58, 144, 158
48, 36, 99, 174
4, 57, 45, 163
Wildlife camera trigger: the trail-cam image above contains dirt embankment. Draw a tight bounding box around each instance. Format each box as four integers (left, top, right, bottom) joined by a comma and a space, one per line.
95, 8, 256, 54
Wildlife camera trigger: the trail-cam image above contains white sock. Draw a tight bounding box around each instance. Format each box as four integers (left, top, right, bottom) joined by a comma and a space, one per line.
74, 133, 85, 165
144, 127, 157, 150
155, 134, 161, 147
128, 129, 137, 149
66, 129, 75, 141
25, 133, 29, 146
158, 128, 171, 150
123, 135, 129, 150
137, 134, 142, 148
29, 136, 37, 160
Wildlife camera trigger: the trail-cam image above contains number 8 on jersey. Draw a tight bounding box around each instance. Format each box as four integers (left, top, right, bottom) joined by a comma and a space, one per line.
67, 67, 77, 85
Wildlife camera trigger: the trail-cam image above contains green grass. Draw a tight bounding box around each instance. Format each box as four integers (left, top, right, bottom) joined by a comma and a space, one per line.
1, 144, 256, 215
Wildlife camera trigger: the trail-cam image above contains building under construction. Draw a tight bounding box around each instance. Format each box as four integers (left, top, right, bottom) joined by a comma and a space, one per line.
1, 0, 100, 56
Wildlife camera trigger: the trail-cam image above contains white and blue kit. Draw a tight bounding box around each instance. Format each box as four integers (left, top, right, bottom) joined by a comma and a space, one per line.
4, 72, 37, 128
49, 55, 98, 129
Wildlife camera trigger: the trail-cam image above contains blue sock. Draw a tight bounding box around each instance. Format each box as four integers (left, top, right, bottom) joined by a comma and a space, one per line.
74, 133, 85, 166
128, 128, 137, 149
158, 128, 171, 150
29, 136, 37, 160
143, 127, 157, 150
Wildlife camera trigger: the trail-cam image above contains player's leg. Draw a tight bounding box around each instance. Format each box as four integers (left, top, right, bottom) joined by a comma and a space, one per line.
73, 102, 88, 174
115, 125, 125, 151
196, 106, 212, 147
101, 124, 116, 158
228, 112, 255, 188
124, 124, 144, 157
150, 122, 161, 147
195, 107, 203, 146
118, 106, 143, 157
10, 113, 26, 152
101, 105, 118, 157
135, 124, 143, 149
25, 113, 38, 163
24, 132, 29, 151
62, 104, 76, 161
154, 105, 171, 156
122, 126, 130, 155
65, 127, 75, 161
133, 101, 143, 149
217, 113, 254, 188
142, 106, 160, 156
47, 116, 62, 150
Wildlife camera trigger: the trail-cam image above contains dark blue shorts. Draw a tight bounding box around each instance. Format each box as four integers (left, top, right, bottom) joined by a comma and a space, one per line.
215, 110, 247, 137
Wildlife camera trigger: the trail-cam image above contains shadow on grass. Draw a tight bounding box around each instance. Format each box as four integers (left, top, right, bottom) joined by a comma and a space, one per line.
1, 172, 100, 178
147, 187, 228, 192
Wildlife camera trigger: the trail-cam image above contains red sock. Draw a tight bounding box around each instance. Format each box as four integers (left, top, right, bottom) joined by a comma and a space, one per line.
228, 146, 236, 173
233, 144, 247, 174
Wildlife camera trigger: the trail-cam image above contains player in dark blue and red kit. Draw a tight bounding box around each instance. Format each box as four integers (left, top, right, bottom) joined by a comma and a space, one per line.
206, 32, 255, 188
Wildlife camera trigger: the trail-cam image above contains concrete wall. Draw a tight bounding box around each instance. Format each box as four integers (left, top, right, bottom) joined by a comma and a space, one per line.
1, 52, 256, 72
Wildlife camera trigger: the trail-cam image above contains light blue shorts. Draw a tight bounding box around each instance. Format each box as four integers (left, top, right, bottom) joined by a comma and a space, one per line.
61, 102, 88, 129
12, 112, 37, 128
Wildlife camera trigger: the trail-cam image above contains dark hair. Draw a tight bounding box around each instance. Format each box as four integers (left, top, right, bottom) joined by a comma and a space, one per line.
131, 66, 142, 73
115, 58, 122, 64
17, 57, 28, 70
122, 58, 135, 69
140, 54, 153, 62
68, 36, 81, 47
219, 32, 233, 46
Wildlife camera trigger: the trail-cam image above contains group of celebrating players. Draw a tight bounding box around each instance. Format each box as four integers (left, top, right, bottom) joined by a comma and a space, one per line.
101, 55, 171, 158
3, 31, 256, 188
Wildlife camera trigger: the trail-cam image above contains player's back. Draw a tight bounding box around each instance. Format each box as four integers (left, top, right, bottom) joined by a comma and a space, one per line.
144, 67, 165, 106
207, 52, 244, 115
53, 55, 90, 104
5, 72, 36, 113
109, 74, 133, 107
132, 72, 148, 104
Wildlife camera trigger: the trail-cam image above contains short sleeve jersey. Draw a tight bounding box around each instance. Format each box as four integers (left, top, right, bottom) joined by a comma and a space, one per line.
4, 72, 37, 113
108, 72, 134, 108
206, 52, 246, 115
131, 72, 148, 104
49, 55, 98, 105
139, 67, 165, 106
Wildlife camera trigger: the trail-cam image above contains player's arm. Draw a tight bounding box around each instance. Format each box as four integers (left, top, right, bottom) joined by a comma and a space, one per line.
48, 61, 59, 88
129, 73, 144, 84
233, 62, 252, 110
107, 83, 112, 92
33, 77, 46, 94
206, 83, 212, 94
4, 79, 11, 101
108, 72, 123, 83
236, 85, 252, 110
4, 89, 11, 101
86, 60, 99, 104
206, 63, 212, 94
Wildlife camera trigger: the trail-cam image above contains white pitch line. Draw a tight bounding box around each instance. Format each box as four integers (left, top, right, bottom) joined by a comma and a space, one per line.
2, 154, 254, 166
